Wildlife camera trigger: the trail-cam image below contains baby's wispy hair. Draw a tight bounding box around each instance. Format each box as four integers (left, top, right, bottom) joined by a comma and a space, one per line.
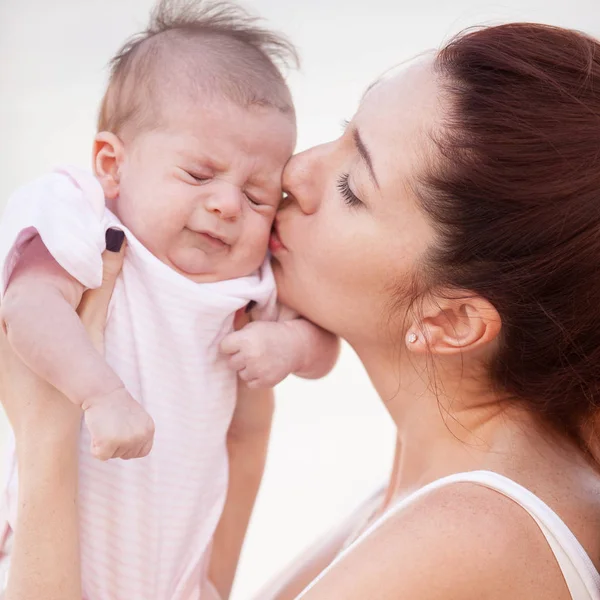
98, 0, 299, 136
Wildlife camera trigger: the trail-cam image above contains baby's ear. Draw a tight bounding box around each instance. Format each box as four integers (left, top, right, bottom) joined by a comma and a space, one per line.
92, 132, 125, 200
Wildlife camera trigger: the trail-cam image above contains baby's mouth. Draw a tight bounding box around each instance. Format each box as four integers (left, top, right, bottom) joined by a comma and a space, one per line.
190, 229, 230, 253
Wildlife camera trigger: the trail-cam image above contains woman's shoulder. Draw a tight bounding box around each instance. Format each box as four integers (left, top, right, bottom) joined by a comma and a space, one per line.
299, 478, 570, 600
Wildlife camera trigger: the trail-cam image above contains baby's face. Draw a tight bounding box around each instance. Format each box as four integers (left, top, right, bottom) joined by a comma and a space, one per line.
113, 97, 296, 282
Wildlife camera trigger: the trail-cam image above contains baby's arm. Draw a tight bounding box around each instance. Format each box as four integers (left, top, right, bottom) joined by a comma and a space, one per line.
220, 308, 340, 388
276, 317, 340, 379
1, 235, 154, 460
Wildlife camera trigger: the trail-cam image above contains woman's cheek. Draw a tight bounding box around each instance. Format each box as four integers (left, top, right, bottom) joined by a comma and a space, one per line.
272, 263, 297, 310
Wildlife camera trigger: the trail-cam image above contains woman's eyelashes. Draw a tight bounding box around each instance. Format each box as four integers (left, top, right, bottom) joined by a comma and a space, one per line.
340, 118, 351, 132
337, 173, 364, 207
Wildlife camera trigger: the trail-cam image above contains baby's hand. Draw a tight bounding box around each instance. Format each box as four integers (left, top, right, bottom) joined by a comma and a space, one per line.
220, 321, 302, 388
83, 387, 155, 461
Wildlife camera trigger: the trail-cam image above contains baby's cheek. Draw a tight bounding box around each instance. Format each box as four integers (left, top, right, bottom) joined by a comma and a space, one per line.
239, 222, 271, 271
130, 211, 179, 261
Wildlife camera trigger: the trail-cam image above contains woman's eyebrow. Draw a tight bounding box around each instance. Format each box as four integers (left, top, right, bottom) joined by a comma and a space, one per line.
353, 127, 380, 189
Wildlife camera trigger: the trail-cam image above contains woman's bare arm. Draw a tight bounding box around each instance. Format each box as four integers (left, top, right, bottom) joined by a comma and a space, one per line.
6, 414, 81, 600
208, 337, 275, 598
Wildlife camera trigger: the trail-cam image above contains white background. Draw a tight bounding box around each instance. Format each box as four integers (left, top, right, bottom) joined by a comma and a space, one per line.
1, 1, 599, 598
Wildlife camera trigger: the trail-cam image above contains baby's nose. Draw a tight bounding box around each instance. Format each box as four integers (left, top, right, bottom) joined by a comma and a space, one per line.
205, 185, 243, 220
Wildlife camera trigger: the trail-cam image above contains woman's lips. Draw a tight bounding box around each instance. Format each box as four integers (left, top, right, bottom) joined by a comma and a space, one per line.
269, 222, 286, 253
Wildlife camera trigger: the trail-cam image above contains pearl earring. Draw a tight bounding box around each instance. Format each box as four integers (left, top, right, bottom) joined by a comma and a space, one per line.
407, 332, 418, 344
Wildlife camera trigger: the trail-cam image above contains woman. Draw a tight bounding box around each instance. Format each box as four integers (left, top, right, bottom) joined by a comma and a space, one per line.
3, 22, 600, 600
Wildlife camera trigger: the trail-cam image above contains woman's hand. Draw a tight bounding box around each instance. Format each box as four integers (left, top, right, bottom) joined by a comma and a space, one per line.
76, 229, 126, 354
0, 231, 126, 600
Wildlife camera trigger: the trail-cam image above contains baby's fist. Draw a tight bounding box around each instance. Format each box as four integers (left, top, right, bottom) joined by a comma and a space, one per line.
84, 387, 155, 461
220, 321, 300, 388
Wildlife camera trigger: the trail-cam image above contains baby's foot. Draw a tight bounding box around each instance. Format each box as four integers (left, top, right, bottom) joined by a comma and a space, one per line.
83, 387, 155, 460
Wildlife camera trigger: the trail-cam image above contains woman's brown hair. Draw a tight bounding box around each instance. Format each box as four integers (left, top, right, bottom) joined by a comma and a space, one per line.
418, 23, 600, 459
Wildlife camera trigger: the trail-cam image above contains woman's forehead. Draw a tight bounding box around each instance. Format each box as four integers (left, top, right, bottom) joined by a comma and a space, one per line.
363, 51, 437, 99
353, 55, 441, 185
359, 55, 438, 123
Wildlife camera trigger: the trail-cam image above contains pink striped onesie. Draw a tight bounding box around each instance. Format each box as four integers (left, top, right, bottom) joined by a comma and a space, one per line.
0, 168, 277, 599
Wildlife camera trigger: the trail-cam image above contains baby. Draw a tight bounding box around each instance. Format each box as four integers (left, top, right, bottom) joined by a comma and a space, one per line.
0, 2, 338, 599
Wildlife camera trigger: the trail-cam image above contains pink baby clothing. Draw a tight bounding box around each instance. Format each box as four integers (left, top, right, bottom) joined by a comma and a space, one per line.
0, 167, 277, 600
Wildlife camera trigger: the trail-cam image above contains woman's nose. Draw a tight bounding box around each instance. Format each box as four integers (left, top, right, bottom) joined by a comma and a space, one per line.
282, 143, 331, 215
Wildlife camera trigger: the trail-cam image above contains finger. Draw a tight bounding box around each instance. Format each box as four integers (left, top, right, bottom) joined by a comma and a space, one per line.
113, 446, 126, 461
78, 229, 126, 336
130, 438, 147, 460
238, 367, 255, 382
219, 331, 245, 355
139, 439, 153, 458
122, 437, 151, 460
121, 447, 139, 461
91, 442, 114, 462
227, 352, 247, 372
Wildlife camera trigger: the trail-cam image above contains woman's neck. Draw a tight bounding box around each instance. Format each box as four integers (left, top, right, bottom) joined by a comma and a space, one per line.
353, 341, 539, 500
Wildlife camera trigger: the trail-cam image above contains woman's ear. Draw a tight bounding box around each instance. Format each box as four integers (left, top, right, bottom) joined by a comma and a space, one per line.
92, 132, 125, 200
405, 292, 501, 355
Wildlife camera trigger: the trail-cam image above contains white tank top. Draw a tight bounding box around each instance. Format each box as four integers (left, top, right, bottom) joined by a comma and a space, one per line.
300, 470, 600, 599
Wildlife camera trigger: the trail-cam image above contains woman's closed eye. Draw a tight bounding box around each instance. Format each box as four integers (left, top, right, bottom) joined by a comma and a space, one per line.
337, 173, 364, 207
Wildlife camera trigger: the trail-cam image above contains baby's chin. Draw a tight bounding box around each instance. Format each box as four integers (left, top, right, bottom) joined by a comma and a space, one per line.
167, 246, 267, 283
